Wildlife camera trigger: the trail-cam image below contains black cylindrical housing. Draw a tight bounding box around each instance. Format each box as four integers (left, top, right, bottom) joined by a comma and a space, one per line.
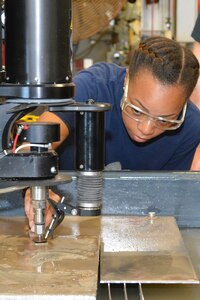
5, 0, 72, 84
76, 112, 105, 171
18, 122, 60, 144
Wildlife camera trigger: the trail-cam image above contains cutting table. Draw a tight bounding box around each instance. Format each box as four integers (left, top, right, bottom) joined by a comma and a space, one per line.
0, 171, 200, 299
0, 215, 198, 299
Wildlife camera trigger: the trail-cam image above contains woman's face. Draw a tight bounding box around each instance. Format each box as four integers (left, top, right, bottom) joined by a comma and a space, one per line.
121, 69, 186, 143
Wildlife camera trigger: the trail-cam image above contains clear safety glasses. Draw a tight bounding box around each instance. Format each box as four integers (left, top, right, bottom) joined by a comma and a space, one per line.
120, 81, 187, 131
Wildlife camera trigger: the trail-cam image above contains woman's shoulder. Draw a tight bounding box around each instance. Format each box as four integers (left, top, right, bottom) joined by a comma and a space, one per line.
74, 62, 126, 82
73, 62, 126, 102
179, 100, 200, 145
186, 100, 200, 127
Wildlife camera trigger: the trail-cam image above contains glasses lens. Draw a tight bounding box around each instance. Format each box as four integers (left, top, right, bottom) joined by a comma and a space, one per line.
123, 100, 185, 131
124, 104, 143, 121
154, 119, 181, 130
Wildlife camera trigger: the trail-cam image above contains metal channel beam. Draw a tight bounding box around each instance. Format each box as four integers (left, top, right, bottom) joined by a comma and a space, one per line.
1, 171, 200, 228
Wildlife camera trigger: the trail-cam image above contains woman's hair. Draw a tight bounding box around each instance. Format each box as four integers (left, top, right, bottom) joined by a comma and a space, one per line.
129, 36, 199, 99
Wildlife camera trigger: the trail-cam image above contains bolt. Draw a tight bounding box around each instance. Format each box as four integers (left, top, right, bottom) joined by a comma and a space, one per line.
71, 208, 78, 216
148, 211, 156, 224
87, 99, 95, 104
148, 211, 156, 218
50, 166, 57, 174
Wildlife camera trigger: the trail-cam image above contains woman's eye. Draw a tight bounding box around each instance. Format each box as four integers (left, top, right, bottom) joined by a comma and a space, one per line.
158, 119, 168, 124
132, 108, 142, 115
157, 119, 173, 127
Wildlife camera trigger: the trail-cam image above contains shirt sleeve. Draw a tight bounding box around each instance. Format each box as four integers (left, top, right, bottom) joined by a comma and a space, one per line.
162, 102, 200, 170
161, 135, 199, 170
73, 70, 99, 101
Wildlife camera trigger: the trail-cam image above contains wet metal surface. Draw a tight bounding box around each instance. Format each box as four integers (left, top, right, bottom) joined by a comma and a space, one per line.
0, 216, 199, 299
0, 217, 100, 299
100, 216, 198, 284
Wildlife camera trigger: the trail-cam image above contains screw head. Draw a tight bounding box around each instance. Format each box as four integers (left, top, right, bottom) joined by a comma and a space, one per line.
50, 166, 57, 174
71, 208, 78, 216
148, 211, 156, 218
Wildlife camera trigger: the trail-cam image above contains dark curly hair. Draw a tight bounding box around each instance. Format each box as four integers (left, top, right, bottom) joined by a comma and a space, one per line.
129, 36, 199, 99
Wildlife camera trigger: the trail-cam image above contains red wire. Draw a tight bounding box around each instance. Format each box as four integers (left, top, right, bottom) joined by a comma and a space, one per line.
12, 134, 19, 153
12, 124, 29, 153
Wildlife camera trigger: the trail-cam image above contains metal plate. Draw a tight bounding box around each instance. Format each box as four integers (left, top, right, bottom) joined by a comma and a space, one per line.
100, 216, 199, 284
138, 229, 200, 300
0, 186, 27, 194
0, 216, 198, 300
0, 217, 100, 300
0, 172, 72, 188
49, 101, 111, 112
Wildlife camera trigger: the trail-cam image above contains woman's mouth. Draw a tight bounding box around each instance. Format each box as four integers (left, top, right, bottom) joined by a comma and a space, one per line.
127, 131, 149, 142
133, 135, 148, 142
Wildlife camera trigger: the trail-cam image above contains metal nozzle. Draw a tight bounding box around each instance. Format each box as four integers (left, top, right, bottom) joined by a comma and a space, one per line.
31, 185, 48, 243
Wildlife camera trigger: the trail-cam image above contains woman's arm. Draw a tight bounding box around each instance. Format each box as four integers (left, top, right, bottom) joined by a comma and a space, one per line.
37, 111, 69, 149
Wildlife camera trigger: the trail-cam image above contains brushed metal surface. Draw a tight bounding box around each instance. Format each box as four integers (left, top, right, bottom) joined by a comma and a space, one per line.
0, 217, 100, 300
100, 216, 198, 284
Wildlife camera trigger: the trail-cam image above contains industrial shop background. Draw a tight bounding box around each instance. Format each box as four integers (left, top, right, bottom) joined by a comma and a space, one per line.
72, 0, 198, 73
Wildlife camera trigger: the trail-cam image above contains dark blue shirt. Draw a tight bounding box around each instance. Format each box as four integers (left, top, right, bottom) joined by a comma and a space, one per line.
56, 62, 200, 170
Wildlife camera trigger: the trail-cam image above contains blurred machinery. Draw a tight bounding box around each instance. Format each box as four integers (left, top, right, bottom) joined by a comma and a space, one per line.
73, 0, 198, 70
72, 0, 126, 44
72, 0, 127, 71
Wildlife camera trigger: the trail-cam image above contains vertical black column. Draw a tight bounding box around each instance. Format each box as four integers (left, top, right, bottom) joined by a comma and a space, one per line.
5, 0, 72, 85
75, 111, 105, 171
75, 110, 105, 216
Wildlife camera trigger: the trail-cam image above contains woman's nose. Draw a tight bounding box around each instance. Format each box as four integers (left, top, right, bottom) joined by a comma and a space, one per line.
137, 118, 155, 135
